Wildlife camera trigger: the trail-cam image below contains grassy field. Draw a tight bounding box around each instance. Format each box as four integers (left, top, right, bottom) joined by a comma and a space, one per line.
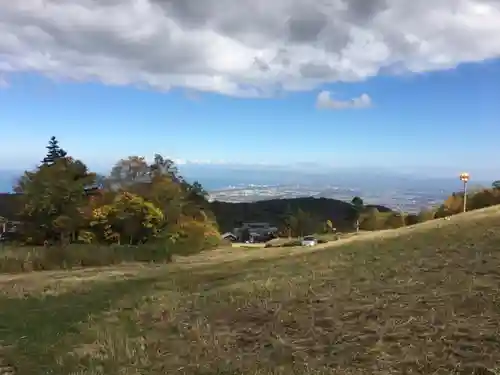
1, 207, 500, 374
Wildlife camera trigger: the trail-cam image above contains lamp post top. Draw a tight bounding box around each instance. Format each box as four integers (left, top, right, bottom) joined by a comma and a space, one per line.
459, 172, 470, 182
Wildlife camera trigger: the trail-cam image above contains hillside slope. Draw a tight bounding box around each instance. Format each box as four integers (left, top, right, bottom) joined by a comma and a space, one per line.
1, 206, 500, 374
210, 196, 392, 232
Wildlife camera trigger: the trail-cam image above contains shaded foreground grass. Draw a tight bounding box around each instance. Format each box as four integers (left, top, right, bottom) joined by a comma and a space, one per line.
2, 207, 500, 374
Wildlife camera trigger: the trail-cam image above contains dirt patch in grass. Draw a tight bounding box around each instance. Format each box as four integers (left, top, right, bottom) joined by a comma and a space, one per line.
2, 206, 500, 374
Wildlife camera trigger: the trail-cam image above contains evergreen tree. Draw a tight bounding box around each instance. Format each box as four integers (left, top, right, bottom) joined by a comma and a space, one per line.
16, 156, 96, 244
351, 196, 364, 232
42, 136, 67, 165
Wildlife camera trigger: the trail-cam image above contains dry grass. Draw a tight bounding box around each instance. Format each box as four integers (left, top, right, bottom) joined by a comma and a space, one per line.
2, 206, 500, 374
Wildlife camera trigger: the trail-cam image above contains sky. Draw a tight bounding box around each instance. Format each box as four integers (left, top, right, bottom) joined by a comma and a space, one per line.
0, 0, 499, 180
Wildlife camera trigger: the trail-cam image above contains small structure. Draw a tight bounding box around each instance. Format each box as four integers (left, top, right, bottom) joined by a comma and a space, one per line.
221, 232, 238, 242
232, 222, 278, 243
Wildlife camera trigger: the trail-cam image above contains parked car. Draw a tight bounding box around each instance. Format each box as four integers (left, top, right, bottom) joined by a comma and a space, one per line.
301, 235, 318, 247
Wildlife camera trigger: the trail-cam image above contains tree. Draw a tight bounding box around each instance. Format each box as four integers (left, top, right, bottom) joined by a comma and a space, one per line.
134, 173, 185, 229
360, 207, 380, 231
42, 136, 67, 165
492, 180, 500, 190
417, 208, 435, 223
15, 156, 96, 244
172, 217, 221, 254
183, 180, 210, 218
385, 212, 406, 229
289, 209, 315, 237
109, 156, 150, 189
90, 192, 164, 245
325, 219, 335, 233
277, 203, 294, 238
351, 196, 364, 232
150, 154, 178, 179
406, 214, 419, 226
468, 188, 500, 210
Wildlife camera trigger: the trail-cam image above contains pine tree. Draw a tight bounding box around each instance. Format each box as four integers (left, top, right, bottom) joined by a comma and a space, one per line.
351, 196, 364, 232
42, 136, 67, 165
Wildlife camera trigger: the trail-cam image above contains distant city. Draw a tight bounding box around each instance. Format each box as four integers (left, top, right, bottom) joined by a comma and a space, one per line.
207, 184, 450, 213
0, 165, 488, 213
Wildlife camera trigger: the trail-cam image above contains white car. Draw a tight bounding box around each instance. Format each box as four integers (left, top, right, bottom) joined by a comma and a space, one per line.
301, 236, 318, 247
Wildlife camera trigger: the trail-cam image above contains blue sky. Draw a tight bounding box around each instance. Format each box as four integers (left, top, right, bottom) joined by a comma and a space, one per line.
1, 0, 500, 181
1, 60, 499, 180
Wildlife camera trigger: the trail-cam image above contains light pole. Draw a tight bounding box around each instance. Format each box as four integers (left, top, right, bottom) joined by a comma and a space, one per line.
459, 172, 470, 213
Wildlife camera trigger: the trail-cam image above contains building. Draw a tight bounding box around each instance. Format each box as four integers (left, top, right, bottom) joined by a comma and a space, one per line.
232, 222, 278, 243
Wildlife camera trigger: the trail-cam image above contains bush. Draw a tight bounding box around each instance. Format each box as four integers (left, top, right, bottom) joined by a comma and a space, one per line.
0, 243, 174, 274
170, 221, 222, 256
282, 239, 302, 247
417, 208, 435, 223
219, 238, 233, 248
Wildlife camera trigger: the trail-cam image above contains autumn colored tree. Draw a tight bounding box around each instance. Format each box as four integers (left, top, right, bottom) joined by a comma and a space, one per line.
360, 207, 380, 231
467, 188, 500, 210
435, 192, 464, 218
109, 156, 150, 190
325, 219, 335, 233
15, 156, 96, 244
97, 154, 219, 249
417, 208, 435, 223
90, 192, 164, 245
172, 217, 221, 254
385, 212, 406, 229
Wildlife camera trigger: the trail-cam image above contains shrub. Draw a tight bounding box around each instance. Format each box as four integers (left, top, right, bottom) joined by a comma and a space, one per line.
282, 239, 302, 247
405, 214, 419, 226
417, 208, 435, 223
0, 243, 174, 274
219, 238, 233, 248
171, 220, 222, 256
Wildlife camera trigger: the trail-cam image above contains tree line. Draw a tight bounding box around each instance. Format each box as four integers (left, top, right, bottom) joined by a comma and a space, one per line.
211, 184, 500, 237
3, 136, 500, 247
7, 136, 221, 253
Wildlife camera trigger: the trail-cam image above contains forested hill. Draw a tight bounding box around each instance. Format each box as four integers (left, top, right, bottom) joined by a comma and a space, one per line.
210, 197, 392, 232
0, 192, 390, 234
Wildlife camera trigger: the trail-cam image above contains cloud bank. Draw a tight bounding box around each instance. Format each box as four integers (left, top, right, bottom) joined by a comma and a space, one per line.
1, 0, 499, 96
316, 91, 372, 109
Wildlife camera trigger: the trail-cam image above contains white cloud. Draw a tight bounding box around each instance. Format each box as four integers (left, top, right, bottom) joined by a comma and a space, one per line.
0, 0, 499, 96
316, 91, 372, 109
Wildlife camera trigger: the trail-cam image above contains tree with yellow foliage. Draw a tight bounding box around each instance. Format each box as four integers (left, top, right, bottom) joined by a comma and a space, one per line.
91, 192, 164, 245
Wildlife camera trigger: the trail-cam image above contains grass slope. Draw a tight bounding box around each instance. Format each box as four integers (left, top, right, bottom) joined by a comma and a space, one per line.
1, 206, 500, 374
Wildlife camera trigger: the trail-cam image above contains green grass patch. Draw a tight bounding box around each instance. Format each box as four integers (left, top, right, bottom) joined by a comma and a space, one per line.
1, 206, 500, 374
0, 243, 173, 274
